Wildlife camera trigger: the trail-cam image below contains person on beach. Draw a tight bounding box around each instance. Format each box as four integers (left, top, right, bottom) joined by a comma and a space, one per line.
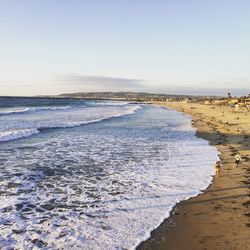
235, 153, 241, 167
215, 161, 222, 175
234, 103, 240, 112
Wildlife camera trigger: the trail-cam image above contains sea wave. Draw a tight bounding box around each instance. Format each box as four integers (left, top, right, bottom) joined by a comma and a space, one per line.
0, 105, 141, 142
0, 129, 40, 142
0, 108, 30, 115
46, 105, 141, 128
91, 101, 130, 106
0, 106, 71, 115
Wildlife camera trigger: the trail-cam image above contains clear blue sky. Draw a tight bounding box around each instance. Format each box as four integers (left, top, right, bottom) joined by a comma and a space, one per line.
0, 0, 250, 96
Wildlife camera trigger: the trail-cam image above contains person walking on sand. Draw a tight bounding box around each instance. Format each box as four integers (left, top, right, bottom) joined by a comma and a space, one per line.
235, 153, 241, 167
234, 103, 240, 112
215, 161, 222, 175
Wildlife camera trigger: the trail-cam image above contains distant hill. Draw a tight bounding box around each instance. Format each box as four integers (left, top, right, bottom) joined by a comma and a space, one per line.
57, 91, 207, 101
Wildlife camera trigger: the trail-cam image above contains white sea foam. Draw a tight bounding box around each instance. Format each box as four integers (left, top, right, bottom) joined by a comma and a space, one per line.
0, 108, 30, 115
92, 101, 130, 106
0, 129, 40, 142
171, 123, 195, 132
31, 106, 71, 111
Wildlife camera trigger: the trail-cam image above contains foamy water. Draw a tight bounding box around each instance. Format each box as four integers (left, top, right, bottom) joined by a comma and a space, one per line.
0, 98, 218, 249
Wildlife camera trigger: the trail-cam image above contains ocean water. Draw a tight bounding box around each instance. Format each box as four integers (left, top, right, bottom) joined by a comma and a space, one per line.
0, 98, 218, 249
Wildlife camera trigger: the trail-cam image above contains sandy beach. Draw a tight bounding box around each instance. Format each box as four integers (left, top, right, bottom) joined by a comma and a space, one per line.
138, 101, 250, 250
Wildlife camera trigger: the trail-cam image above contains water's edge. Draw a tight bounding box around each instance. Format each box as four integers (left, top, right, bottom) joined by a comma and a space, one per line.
135, 104, 219, 249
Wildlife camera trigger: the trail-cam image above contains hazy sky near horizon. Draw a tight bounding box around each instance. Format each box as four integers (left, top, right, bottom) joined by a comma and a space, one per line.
0, 0, 250, 96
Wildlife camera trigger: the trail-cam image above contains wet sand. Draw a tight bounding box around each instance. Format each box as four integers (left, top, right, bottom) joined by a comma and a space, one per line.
138, 102, 250, 250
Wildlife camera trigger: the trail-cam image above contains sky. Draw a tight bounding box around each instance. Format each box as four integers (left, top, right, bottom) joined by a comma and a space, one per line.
0, 0, 250, 96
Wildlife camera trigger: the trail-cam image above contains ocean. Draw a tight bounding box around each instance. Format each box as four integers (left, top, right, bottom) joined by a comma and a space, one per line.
0, 97, 218, 249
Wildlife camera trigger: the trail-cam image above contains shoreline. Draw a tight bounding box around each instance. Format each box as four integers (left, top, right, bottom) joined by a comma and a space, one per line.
138, 101, 250, 250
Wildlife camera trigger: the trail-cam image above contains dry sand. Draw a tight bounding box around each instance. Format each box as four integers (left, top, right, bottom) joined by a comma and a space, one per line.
138, 102, 250, 250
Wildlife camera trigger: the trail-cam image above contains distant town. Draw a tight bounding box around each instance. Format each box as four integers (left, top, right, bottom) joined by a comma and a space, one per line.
56, 91, 250, 107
